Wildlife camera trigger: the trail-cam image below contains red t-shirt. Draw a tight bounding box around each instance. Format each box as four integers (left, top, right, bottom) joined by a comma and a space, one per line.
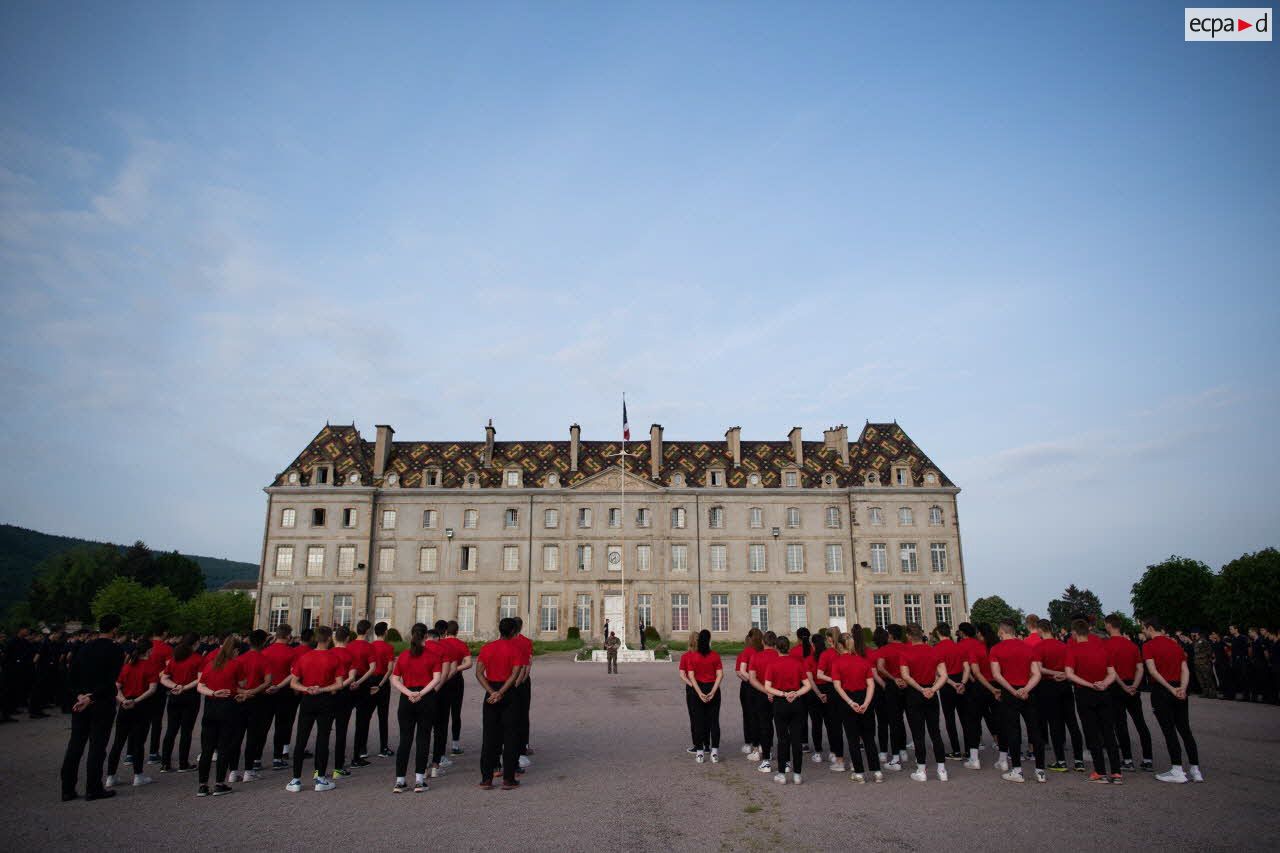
395, 649, 443, 688
1104, 636, 1142, 681
149, 639, 173, 677
164, 654, 203, 687
817, 648, 839, 678
1142, 635, 1186, 684
237, 649, 270, 691
831, 653, 873, 692
118, 659, 157, 699
1024, 633, 1043, 648
989, 638, 1037, 687
934, 638, 966, 676
370, 639, 396, 675
347, 639, 373, 675
1036, 638, 1068, 672
510, 635, 534, 667
735, 646, 756, 674
788, 644, 805, 659
900, 643, 942, 687
1064, 635, 1111, 683
200, 657, 243, 693
291, 649, 340, 689
749, 647, 779, 679
478, 639, 518, 684
680, 650, 723, 683
261, 642, 297, 683
442, 636, 470, 666
331, 646, 356, 680
764, 655, 807, 691
878, 643, 904, 678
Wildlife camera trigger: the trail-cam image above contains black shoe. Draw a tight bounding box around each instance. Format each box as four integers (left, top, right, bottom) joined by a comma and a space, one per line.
303, 750, 314, 759
1121, 759, 1135, 771
147, 752, 161, 764
177, 765, 195, 773
686, 747, 698, 754
197, 785, 211, 797
85, 790, 117, 801
351, 757, 371, 768
1140, 760, 1154, 772
378, 748, 394, 758
212, 783, 233, 796
1074, 760, 1086, 772
1048, 760, 1068, 772
251, 761, 262, 772
450, 747, 464, 756
160, 765, 175, 774
947, 752, 965, 761
801, 744, 811, 753
271, 759, 288, 770
62, 791, 79, 802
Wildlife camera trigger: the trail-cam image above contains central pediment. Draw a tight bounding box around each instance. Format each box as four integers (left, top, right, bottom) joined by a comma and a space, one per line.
570, 466, 664, 492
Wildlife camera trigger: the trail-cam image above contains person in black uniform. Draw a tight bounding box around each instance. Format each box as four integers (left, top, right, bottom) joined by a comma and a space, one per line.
4, 626, 36, 719
60, 614, 125, 801
1211, 632, 1233, 699
1228, 626, 1250, 701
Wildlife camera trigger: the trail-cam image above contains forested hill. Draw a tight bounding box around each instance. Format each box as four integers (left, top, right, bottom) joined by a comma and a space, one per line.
0, 524, 258, 609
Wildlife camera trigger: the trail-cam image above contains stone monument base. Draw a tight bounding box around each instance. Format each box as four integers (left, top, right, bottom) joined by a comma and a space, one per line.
589, 649, 659, 663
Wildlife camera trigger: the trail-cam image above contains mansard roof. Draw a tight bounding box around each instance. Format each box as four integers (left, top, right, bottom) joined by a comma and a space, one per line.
273, 422, 954, 489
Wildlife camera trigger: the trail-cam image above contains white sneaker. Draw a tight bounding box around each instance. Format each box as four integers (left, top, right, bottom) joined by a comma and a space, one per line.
314, 777, 335, 792
741, 744, 752, 754
104, 775, 117, 789
1156, 767, 1188, 784
964, 758, 981, 770
711, 752, 721, 764
872, 770, 884, 783
747, 750, 761, 762
1002, 769, 1025, 783
429, 767, 442, 778
773, 772, 787, 784
227, 771, 241, 784
286, 779, 303, 792
695, 751, 705, 764
910, 766, 927, 782
811, 752, 824, 764
1035, 769, 1046, 783
995, 756, 1010, 773
439, 757, 455, 769
1189, 766, 1204, 783
132, 774, 153, 787
899, 750, 909, 764
884, 758, 902, 772
241, 769, 260, 782
517, 755, 531, 769
937, 765, 948, 782
830, 760, 846, 772
850, 772, 865, 783
792, 773, 802, 785
878, 752, 888, 764
757, 760, 772, 773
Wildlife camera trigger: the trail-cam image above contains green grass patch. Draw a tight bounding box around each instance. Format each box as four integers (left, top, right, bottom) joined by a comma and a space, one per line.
666, 639, 745, 655
743, 804, 762, 814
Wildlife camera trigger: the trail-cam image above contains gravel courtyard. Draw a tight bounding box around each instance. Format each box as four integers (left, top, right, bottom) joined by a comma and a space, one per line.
6, 654, 1279, 852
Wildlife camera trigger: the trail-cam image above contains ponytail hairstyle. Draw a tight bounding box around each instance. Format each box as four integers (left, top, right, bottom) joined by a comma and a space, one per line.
851, 625, 868, 657
408, 623, 427, 657
173, 632, 198, 662
797, 626, 812, 658
977, 622, 998, 650
123, 641, 144, 666
696, 629, 712, 656
213, 633, 240, 670
811, 630, 826, 661
745, 628, 764, 652
957, 622, 977, 640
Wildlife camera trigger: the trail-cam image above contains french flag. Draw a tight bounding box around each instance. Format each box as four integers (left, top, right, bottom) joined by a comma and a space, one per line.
623, 398, 630, 442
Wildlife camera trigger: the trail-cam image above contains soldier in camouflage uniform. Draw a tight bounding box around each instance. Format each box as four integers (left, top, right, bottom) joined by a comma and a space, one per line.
1192, 631, 1217, 700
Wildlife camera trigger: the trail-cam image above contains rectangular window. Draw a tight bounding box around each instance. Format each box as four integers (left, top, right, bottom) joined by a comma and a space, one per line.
315, 467, 329, 485
342, 507, 357, 528
577, 507, 592, 528
576, 594, 592, 632
636, 544, 651, 572
306, 546, 325, 578
711, 593, 729, 632
419, 546, 438, 573
374, 595, 393, 622
784, 471, 798, 488
930, 542, 948, 573
671, 593, 689, 633
708, 506, 724, 529
460, 545, 477, 572
301, 595, 320, 630
311, 507, 326, 527
423, 509, 437, 529
748, 544, 767, 573
786, 507, 800, 528
544, 508, 559, 528
504, 508, 519, 529
607, 545, 622, 572
671, 507, 686, 529
826, 506, 841, 528
464, 509, 478, 529
671, 544, 688, 572
415, 595, 435, 625
381, 509, 396, 530
638, 594, 653, 628
576, 544, 592, 572
873, 593, 892, 629
870, 543, 887, 573
540, 595, 559, 632
608, 507, 621, 528
749, 507, 763, 529
929, 506, 943, 526
378, 546, 395, 574
636, 507, 650, 528
457, 595, 476, 635
824, 543, 843, 574
543, 545, 560, 572
710, 470, 723, 486
500, 595, 518, 619
750, 594, 769, 632
506, 470, 520, 486
425, 469, 440, 487
869, 507, 883, 525
935, 593, 953, 627
896, 468, 908, 485
898, 507, 913, 526
709, 544, 727, 572
333, 594, 353, 627
281, 508, 296, 528
903, 593, 922, 625
274, 545, 294, 578
269, 595, 290, 631
828, 593, 846, 621
786, 543, 804, 573
503, 545, 520, 572
788, 593, 807, 631
900, 543, 918, 573
337, 545, 356, 577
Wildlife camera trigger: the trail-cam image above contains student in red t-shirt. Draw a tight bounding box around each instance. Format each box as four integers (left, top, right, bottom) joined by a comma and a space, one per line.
391, 623, 445, 793
475, 617, 523, 790
1103, 615, 1153, 771
159, 633, 202, 773
105, 642, 157, 789
443, 619, 473, 757
793, 628, 825, 761
746, 632, 781, 774
1033, 618, 1085, 772
954, 623, 989, 768
328, 625, 361, 779
347, 619, 379, 768
763, 636, 812, 784
679, 629, 724, 763
988, 619, 1046, 783
812, 629, 845, 771
1064, 618, 1121, 783
868, 629, 891, 767
144, 631, 173, 764
259, 625, 299, 769
286, 626, 344, 793
367, 621, 397, 759
233, 629, 273, 781
196, 635, 245, 796
736, 629, 763, 759
510, 617, 535, 769
874, 624, 910, 770
428, 620, 462, 777
1142, 617, 1203, 783
962, 622, 1006, 768
831, 628, 881, 783
932, 623, 967, 762
900, 624, 948, 781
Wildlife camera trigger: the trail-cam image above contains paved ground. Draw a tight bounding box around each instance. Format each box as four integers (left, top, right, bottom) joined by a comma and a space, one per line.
5, 654, 1279, 852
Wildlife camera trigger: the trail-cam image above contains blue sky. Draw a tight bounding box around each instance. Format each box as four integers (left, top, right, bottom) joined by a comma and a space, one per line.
2, 1, 1276, 617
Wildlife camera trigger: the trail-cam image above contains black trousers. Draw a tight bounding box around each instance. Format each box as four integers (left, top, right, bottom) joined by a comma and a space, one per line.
819, 683, 844, 757
999, 690, 1044, 770
198, 698, 240, 786
431, 680, 454, 764
957, 681, 983, 753
449, 675, 465, 740
687, 682, 721, 750
350, 682, 372, 758
242, 695, 273, 768
977, 688, 1004, 750
904, 688, 947, 765
1073, 686, 1120, 775
939, 677, 964, 754
1109, 684, 1153, 762
880, 681, 908, 754
107, 702, 148, 776
292, 694, 335, 779
332, 690, 354, 770
60, 699, 116, 796
146, 690, 166, 755
1151, 684, 1199, 765
739, 681, 756, 747
272, 690, 300, 759
480, 690, 520, 784
515, 678, 532, 755
161, 691, 199, 768
839, 691, 880, 772
772, 698, 805, 774
803, 691, 824, 751
752, 690, 774, 761
394, 693, 436, 777
1036, 681, 1083, 763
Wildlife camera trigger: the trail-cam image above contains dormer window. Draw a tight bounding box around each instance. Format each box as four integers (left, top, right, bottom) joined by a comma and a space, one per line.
708, 469, 724, 487
425, 468, 441, 487
505, 469, 522, 487
866, 471, 879, 486
386, 472, 398, 487
287, 471, 299, 485
464, 473, 479, 489
348, 472, 360, 485
545, 472, 559, 487
823, 473, 835, 487
747, 473, 761, 487
924, 471, 938, 485
671, 472, 684, 487
313, 465, 332, 486
894, 466, 909, 486
783, 470, 799, 488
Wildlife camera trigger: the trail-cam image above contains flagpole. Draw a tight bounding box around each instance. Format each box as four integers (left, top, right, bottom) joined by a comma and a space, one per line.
620, 392, 626, 650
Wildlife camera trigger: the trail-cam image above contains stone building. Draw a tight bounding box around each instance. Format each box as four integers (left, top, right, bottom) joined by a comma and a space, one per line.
253, 420, 968, 642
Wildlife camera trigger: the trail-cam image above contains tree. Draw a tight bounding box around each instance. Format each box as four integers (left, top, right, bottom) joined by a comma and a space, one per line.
1211, 547, 1280, 629
151, 551, 206, 601
178, 592, 254, 637
1047, 584, 1104, 628
27, 545, 122, 623
969, 595, 1025, 630
1130, 555, 1215, 630
91, 578, 180, 635
118, 540, 155, 584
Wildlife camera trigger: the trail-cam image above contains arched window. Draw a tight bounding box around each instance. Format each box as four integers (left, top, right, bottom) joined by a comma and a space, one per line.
825, 506, 841, 528
898, 507, 914, 526
786, 507, 801, 528
929, 505, 943, 526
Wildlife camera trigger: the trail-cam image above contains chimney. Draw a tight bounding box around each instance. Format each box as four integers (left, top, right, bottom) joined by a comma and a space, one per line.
725, 426, 741, 468
374, 424, 395, 479
788, 426, 803, 468
484, 419, 496, 468
569, 423, 581, 471
823, 424, 849, 466
650, 424, 663, 478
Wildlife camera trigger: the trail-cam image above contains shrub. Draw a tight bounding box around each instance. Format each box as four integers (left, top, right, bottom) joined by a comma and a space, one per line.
652, 643, 670, 660
644, 625, 660, 642
566, 626, 580, 640
386, 627, 403, 643
575, 646, 596, 661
